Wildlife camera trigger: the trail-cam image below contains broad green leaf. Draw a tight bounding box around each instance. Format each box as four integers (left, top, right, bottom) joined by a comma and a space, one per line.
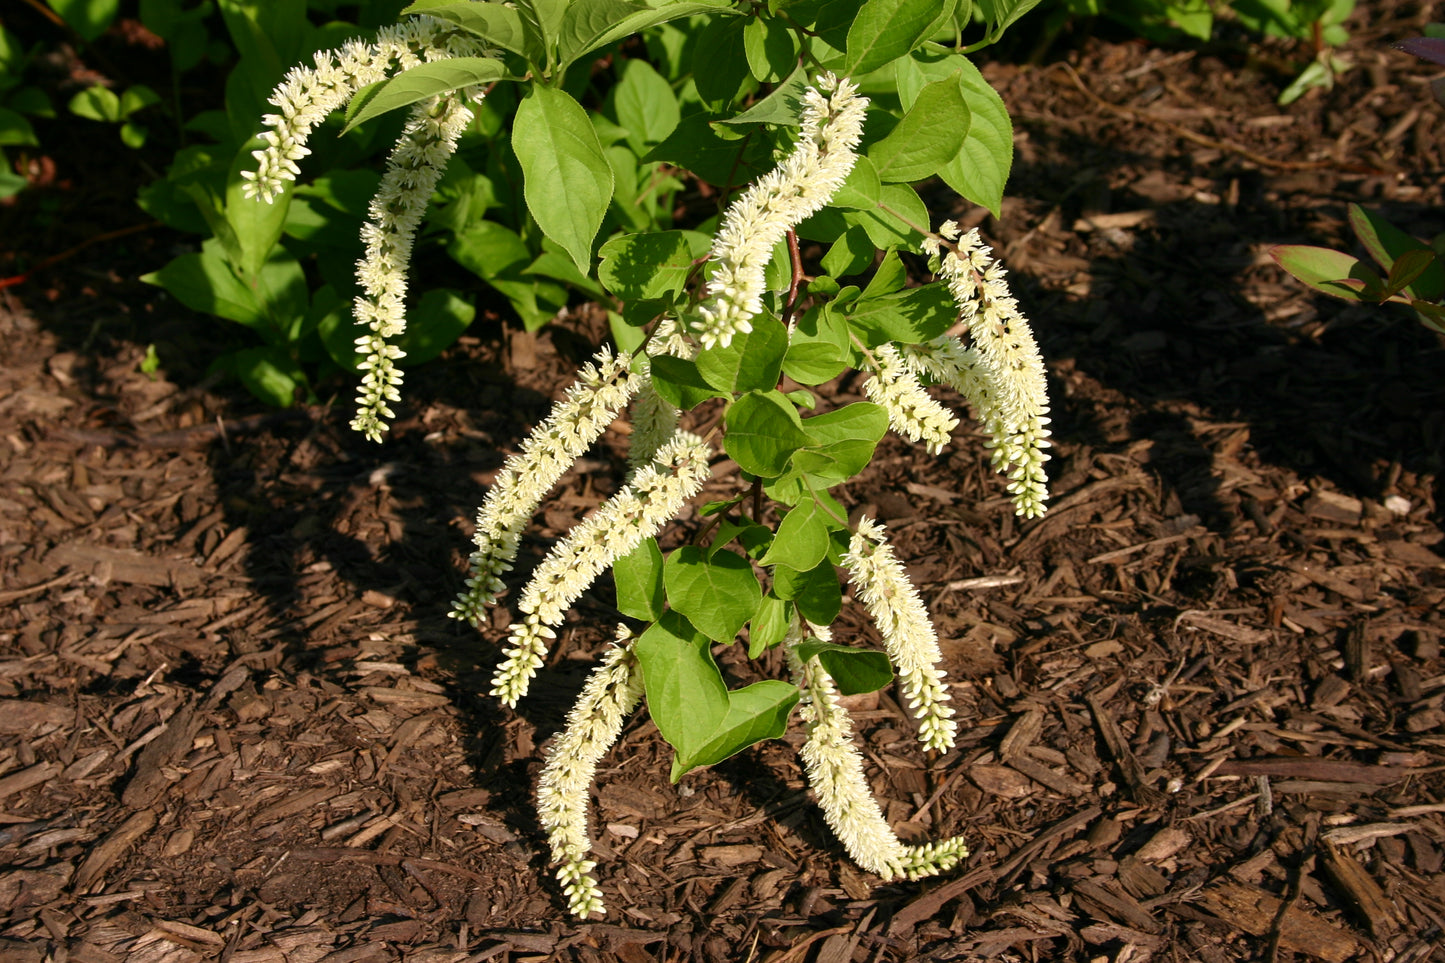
1271, 245, 1386, 302
48, 0, 121, 41
612, 59, 680, 153
800, 182, 929, 247
692, 17, 753, 112
448, 220, 569, 330
401, 1, 530, 56
230, 345, 304, 408
760, 500, 830, 571
720, 65, 810, 126
939, 53, 1013, 217
772, 560, 842, 624
524, 244, 610, 302
821, 226, 874, 278
1385, 248, 1438, 299
0, 109, 37, 147
635, 611, 730, 770
395, 288, 476, 365
647, 113, 771, 187
795, 639, 893, 695
794, 401, 889, 483
868, 74, 969, 183
141, 249, 264, 327
696, 314, 789, 392
614, 538, 666, 621
784, 303, 850, 385
226, 138, 292, 283
344, 58, 508, 131
650, 355, 728, 410
748, 593, 792, 658
844, 0, 941, 77
725, 390, 810, 478
515, 0, 568, 67
664, 546, 763, 643
976, 0, 1044, 38
68, 86, 121, 122
846, 285, 955, 346
832, 155, 881, 210
743, 15, 799, 83
560, 0, 735, 68
1349, 203, 1445, 301
598, 231, 697, 300
514, 85, 614, 273
670, 680, 800, 780
860, 249, 907, 298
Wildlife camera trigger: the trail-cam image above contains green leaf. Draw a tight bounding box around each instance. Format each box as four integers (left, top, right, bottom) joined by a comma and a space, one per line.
719, 65, 810, 126
141, 248, 264, 327
748, 593, 791, 658
846, 285, 955, 346
344, 57, 507, 132
598, 231, 698, 300
68, 86, 121, 122
1385, 248, 1438, 299
664, 546, 763, 642
1349, 203, 1445, 301
772, 560, 842, 624
725, 390, 810, 478
800, 182, 929, 247
860, 249, 907, 298
612, 59, 680, 153
649, 355, 728, 410
670, 680, 800, 780
760, 500, 830, 571
614, 538, 666, 621
1271, 245, 1386, 302
692, 17, 754, 113
831, 155, 881, 210
395, 288, 476, 365
939, 53, 1014, 217
559, 0, 735, 68
743, 14, 799, 83
401, 1, 531, 57
647, 113, 771, 187
868, 74, 969, 183
794, 401, 889, 483
0, 109, 37, 147
635, 611, 730, 771
844, 0, 941, 77
513, 85, 614, 273
696, 314, 789, 392
822, 227, 874, 278
225, 138, 292, 284
448, 220, 569, 330
229, 345, 304, 407
784, 302, 851, 388
794, 640, 893, 695
48, 0, 121, 41
515, 0, 568, 67
976, 0, 1044, 38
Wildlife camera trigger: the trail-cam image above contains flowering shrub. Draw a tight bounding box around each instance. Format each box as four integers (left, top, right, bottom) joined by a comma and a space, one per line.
244, 0, 1052, 917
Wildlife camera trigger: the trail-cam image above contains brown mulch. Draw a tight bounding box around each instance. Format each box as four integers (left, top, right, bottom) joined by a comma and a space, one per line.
3, 4, 1445, 961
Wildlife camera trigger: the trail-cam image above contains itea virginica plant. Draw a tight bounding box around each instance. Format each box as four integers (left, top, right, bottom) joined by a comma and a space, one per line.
243, 0, 1052, 918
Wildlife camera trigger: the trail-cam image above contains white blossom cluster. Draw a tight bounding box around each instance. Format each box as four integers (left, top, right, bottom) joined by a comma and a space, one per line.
451, 348, 640, 627
864, 343, 960, 455
352, 93, 475, 441
691, 74, 867, 350
842, 518, 957, 751
242, 18, 487, 204
490, 432, 712, 706
536, 629, 645, 918
788, 624, 968, 880
920, 222, 1052, 518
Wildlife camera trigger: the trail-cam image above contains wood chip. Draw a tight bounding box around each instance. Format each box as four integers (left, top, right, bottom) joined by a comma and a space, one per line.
73, 809, 158, 892
1197, 881, 1361, 963
1212, 757, 1419, 785
1319, 841, 1399, 938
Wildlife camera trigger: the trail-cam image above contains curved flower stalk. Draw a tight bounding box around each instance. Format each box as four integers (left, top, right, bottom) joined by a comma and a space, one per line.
787, 625, 968, 880
536, 628, 645, 918
841, 518, 957, 751
691, 74, 868, 350
242, 18, 487, 204
863, 344, 959, 455
490, 433, 713, 706
352, 93, 475, 441
920, 223, 1052, 518
451, 348, 640, 627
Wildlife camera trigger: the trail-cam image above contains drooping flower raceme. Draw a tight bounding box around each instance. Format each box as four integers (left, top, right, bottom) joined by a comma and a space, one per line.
920, 223, 1052, 518
536, 629, 645, 918
788, 624, 969, 880
352, 93, 475, 441
452, 348, 640, 627
864, 343, 960, 455
489, 433, 712, 706
691, 74, 868, 350
842, 518, 957, 751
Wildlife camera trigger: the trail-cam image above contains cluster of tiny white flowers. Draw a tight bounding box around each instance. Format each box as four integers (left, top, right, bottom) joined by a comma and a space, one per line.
452, 348, 640, 627
490, 433, 712, 705
864, 344, 960, 455
920, 222, 1052, 518
242, 18, 485, 204
788, 625, 968, 880
842, 518, 957, 751
691, 74, 867, 350
535, 629, 644, 918
352, 93, 475, 441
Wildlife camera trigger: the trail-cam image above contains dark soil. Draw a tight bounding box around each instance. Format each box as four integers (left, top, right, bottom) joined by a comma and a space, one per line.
3, 3, 1445, 961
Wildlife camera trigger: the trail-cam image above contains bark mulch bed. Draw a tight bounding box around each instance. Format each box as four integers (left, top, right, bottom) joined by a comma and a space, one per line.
2, 4, 1444, 961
